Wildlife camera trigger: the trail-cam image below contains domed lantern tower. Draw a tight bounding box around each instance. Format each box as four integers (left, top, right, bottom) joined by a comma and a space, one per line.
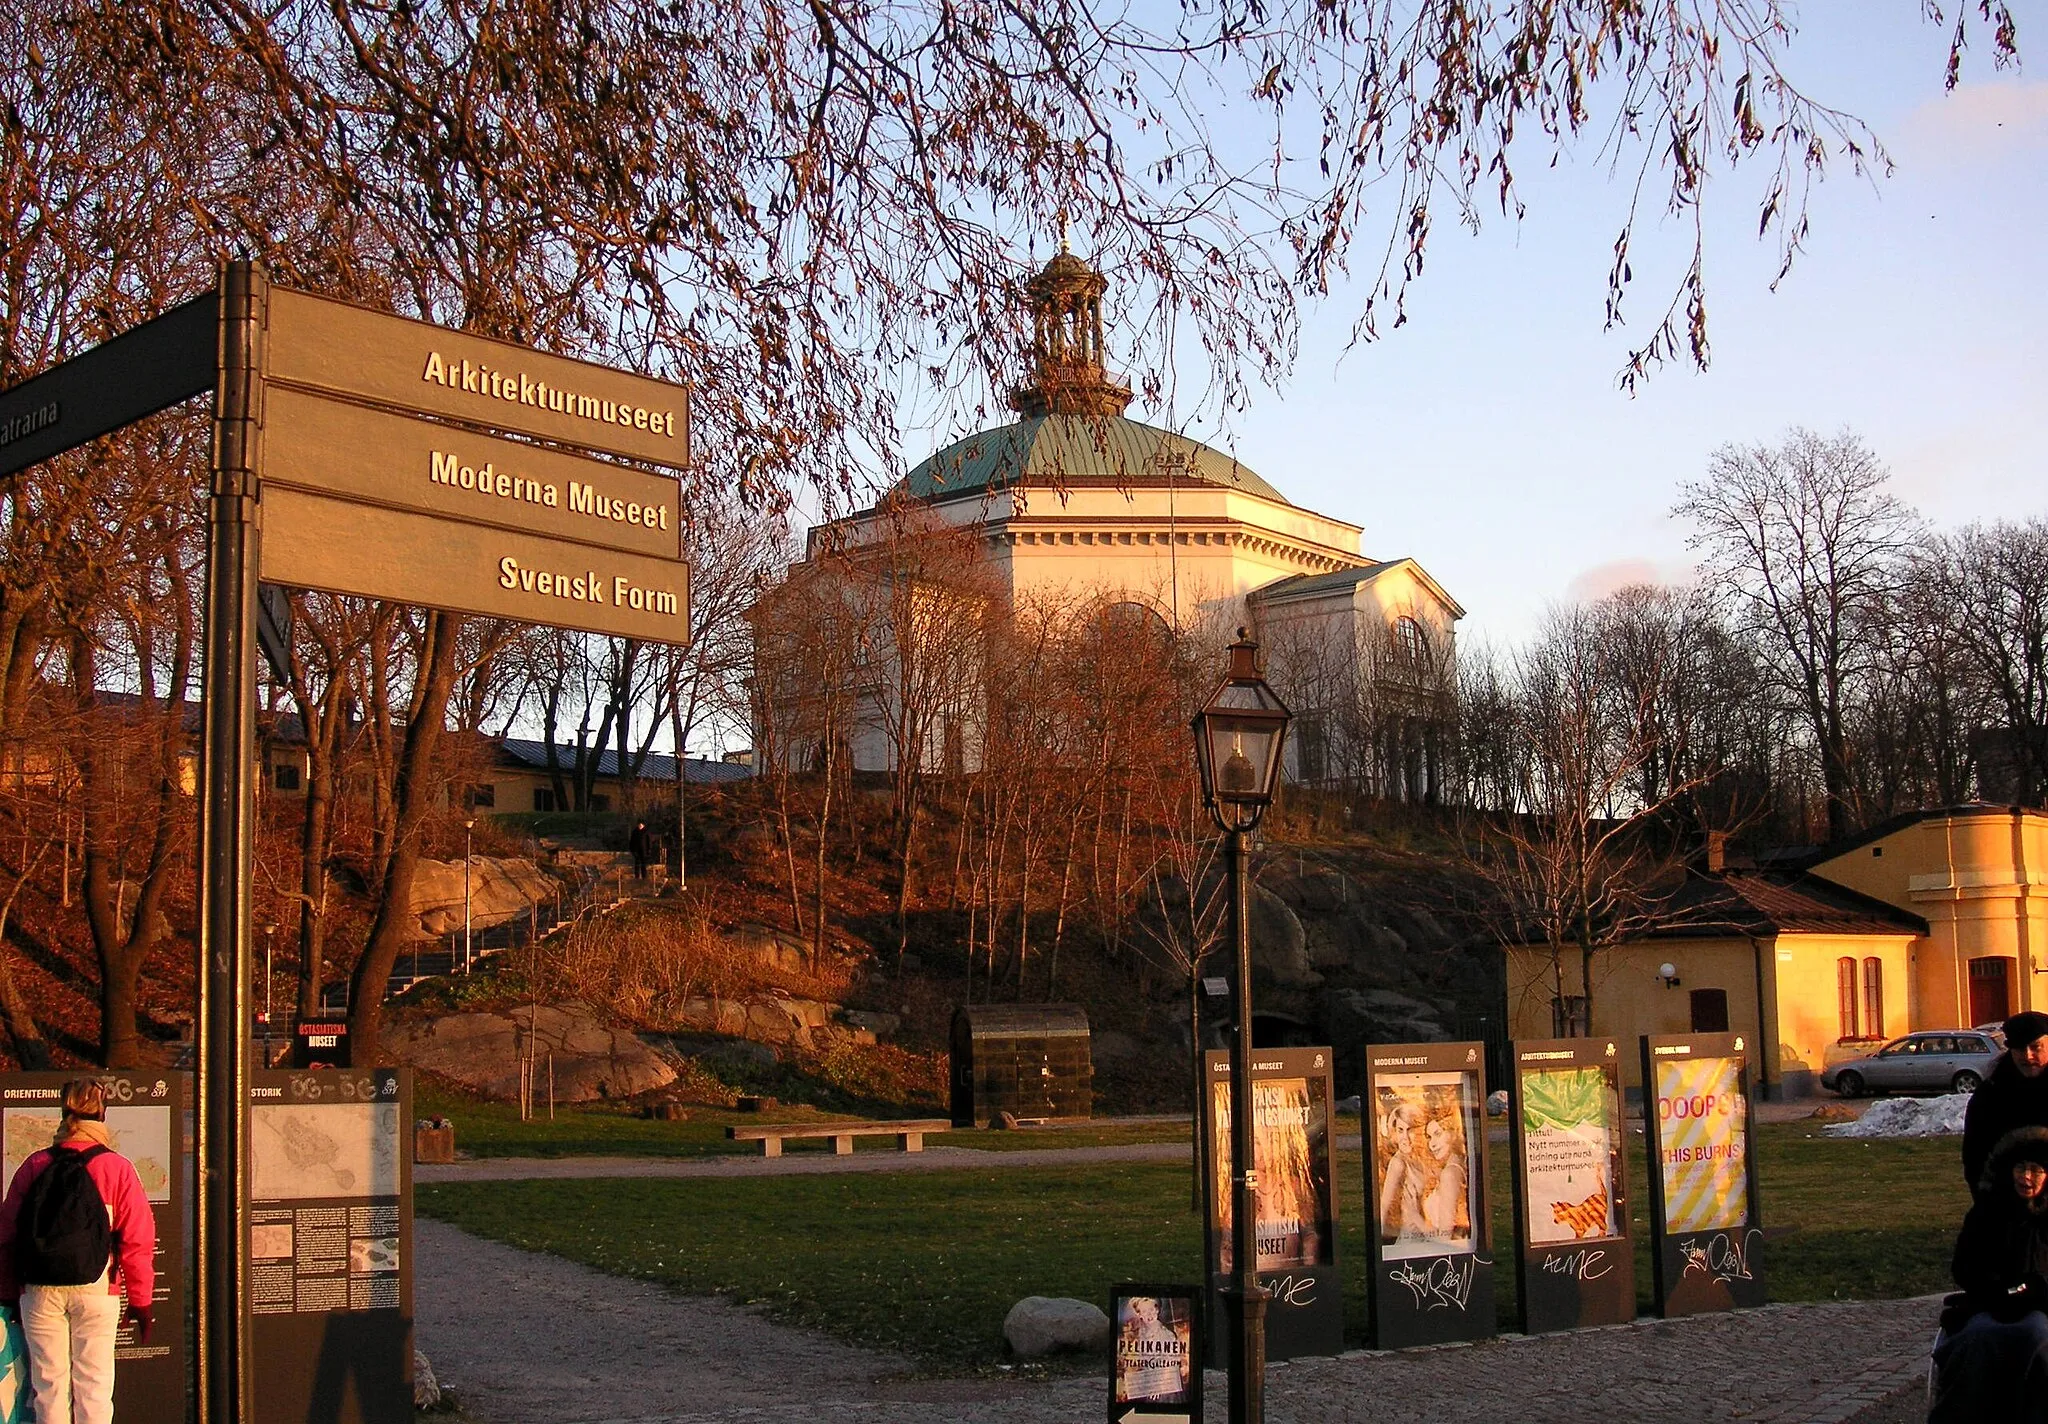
1009, 247, 1135, 418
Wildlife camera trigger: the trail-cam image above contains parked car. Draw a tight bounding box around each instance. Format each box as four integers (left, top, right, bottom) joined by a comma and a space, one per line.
1824, 1031, 2006, 1097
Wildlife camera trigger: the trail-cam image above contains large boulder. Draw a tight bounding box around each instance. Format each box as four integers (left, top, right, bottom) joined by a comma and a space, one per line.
413, 1350, 440, 1410
409, 857, 560, 938
1003, 1297, 1111, 1358
1249, 885, 1319, 989
724, 922, 813, 976
387, 1001, 676, 1102
671, 994, 837, 1046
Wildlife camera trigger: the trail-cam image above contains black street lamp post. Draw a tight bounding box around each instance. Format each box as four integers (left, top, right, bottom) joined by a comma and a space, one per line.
1190, 628, 1291, 1424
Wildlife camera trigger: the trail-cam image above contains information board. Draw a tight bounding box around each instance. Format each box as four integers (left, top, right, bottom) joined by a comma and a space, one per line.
1361, 1041, 1494, 1348
247, 1067, 412, 1424
0, 1071, 188, 1424
1640, 1034, 1765, 1317
1108, 1284, 1201, 1424
1508, 1038, 1634, 1333
1200, 1048, 1341, 1362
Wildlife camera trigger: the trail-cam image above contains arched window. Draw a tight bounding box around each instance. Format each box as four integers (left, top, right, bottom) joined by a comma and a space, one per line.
1393, 616, 1427, 663
1837, 957, 1860, 1040
1862, 958, 1884, 1040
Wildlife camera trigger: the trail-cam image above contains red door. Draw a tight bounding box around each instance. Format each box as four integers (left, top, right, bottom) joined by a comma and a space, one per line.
1969, 958, 2013, 1026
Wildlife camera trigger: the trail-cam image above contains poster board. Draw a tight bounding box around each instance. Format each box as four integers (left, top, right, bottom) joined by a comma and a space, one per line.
247, 1067, 413, 1424
1200, 1048, 1341, 1361
1108, 1285, 1202, 1424
1640, 1034, 1765, 1317
1361, 1041, 1494, 1348
0, 1071, 188, 1424
1508, 1038, 1635, 1333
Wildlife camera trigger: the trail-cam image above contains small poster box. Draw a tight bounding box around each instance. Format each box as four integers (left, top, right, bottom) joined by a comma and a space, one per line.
1640, 1033, 1765, 1317
1201, 1048, 1342, 1361
1108, 1285, 1202, 1424
1361, 1040, 1495, 1348
1508, 1036, 1635, 1333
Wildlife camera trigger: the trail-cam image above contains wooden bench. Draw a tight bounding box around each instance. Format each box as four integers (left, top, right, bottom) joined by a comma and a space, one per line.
725, 1119, 953, 1158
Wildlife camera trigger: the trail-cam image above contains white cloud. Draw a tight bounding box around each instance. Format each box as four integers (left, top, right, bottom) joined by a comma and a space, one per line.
1896, 79, 2048, 165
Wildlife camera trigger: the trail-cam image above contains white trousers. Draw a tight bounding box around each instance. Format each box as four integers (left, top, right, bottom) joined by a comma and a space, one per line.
20, 1279, 122, 1424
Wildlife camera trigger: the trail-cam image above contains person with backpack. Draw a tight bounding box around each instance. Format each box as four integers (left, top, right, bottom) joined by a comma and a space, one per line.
0, 1079, 155, 1424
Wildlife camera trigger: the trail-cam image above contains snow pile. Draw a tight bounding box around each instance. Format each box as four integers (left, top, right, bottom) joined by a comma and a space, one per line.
1823, 1093, 1971, 1138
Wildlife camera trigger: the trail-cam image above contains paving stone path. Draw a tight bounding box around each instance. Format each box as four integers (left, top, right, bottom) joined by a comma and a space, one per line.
416, 1217, 1936, 1424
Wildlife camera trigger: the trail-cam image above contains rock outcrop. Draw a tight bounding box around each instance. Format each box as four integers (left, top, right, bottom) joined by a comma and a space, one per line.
1002, 1297, 1111, 1358
387, 1001, 676, 1102
409, 857, 559, 939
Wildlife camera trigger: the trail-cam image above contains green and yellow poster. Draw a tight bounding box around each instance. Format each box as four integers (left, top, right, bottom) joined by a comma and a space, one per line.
1520, 1065, 1620, 1245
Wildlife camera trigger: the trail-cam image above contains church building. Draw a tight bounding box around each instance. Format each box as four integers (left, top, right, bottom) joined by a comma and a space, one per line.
756, 247, 1463, 795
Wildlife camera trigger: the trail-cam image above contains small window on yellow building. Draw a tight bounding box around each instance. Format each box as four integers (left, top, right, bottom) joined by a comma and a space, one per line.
1837, 957, 1859, 1041
1861, 958, 1884, 1040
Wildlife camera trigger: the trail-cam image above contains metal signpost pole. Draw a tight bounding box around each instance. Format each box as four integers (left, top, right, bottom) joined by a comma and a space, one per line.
464, 819, 474, 972
1225, 825, 1266, 1424
196, 260, 264, 1424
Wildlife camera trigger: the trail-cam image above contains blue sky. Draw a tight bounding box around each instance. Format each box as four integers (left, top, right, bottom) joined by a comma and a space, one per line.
1178, 5, 2047, 646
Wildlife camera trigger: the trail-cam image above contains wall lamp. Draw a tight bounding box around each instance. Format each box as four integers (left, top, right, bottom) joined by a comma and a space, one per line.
1658, 962, 1682, 988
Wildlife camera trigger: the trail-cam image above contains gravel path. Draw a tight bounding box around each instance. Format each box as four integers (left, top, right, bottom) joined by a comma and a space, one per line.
415, 1141, 1192, 1183
416, 1219, 1940, 1424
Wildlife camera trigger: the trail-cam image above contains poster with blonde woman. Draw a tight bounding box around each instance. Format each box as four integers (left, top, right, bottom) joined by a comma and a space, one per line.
1373, 1071, 1480, 1261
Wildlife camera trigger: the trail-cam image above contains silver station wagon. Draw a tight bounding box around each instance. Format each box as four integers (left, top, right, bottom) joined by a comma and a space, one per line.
1823, 1030, 2006, 1097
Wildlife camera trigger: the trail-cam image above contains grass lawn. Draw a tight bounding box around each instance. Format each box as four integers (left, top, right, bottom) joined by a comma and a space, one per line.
417, 1121, 1969, 1371
415, 1080, 1192, 1158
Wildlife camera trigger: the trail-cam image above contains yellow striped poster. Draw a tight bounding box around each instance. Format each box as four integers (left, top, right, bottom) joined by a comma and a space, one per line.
1653, 1056, 1747, 1233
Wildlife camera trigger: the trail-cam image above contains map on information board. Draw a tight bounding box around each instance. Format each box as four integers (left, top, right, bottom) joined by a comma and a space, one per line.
1, 1108, 62, 1188
106, 1105, 174, 1203
252, 1102, 401, 1201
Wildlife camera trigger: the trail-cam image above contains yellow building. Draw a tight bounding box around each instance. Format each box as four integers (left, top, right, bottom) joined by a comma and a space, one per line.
1503, 805, 2048, 1098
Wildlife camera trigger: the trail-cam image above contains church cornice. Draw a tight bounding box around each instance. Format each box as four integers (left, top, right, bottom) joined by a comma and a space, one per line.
981, 516, 1362, 575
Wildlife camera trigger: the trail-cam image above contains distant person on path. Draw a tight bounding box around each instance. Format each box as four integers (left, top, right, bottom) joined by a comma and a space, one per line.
1931, 1125, 2048, 1423
0, 1079, 156, 1424
1964, 1012, 2048, 1187
629, 820, 652, 880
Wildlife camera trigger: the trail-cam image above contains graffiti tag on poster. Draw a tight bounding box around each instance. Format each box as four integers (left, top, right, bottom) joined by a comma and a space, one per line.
1521, 1066, 1621, 1245
1373, 1071, 1481, 1262
1654, 1056, 1747, 1233
1211, 1077, 1332, 1273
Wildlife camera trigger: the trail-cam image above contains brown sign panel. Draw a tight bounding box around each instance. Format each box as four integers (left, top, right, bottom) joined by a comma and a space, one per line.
265, 385, 682, 560
0, 1071, 189, 1423
262, 486, 690, 643
248, 1067, 412, 1424
1641, 1033, 1765, 1317
0, 291, 218, 478
267, 288, 689, 470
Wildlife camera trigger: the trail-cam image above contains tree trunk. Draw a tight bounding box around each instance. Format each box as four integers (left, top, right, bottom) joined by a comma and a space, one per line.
348, 611, 459, 1065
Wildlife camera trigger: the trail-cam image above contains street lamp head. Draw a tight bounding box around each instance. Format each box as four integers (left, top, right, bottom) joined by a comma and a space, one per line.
1192, 628, 1291, 834
464, 818, 475, 832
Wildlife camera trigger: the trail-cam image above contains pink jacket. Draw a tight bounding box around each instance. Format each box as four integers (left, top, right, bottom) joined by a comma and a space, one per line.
0, 1138, 156, 1307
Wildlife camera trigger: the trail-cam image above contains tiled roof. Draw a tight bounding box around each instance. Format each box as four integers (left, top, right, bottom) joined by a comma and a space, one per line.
1250, 562, 1400, 600
1661, 869, 1927, 938
495, 737, 750, 785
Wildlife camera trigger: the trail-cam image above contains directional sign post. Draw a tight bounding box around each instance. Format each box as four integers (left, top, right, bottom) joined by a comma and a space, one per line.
0, 264, 694, 1424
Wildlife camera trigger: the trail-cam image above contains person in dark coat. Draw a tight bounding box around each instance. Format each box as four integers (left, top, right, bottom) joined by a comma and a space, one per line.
628, 820, 652, 881
1930, 1124, 2048, 1423
1964, 1012, 2048, 1188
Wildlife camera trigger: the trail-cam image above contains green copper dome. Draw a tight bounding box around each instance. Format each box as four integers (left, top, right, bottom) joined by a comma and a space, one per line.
902, 414, 1290, 507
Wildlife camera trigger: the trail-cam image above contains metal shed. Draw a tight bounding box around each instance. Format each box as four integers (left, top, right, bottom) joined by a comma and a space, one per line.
949, 1004, 1093, 1127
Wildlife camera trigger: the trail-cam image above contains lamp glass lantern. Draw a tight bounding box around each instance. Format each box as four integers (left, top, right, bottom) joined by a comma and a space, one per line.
1192, 632, 1292, 833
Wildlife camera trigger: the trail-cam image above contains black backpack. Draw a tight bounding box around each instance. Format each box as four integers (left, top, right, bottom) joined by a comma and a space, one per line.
17, 1144, 112, 1286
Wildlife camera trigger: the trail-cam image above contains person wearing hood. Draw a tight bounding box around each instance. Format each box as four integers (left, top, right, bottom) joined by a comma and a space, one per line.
1931, 1125, 2048, 1422
1964, 1012, 2048, 1189
0, 1079, 156, 1424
